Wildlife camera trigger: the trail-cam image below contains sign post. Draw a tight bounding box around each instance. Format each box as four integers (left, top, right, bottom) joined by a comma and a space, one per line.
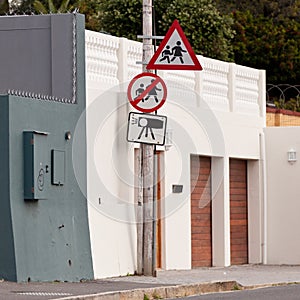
136, 9, 202, 276
139, 0, 154, 277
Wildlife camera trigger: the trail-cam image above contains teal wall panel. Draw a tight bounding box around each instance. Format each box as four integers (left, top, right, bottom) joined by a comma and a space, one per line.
0, 95, 93, 282
0, 96, 17, 281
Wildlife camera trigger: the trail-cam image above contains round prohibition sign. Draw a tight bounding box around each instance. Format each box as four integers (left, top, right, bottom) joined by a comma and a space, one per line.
127, 72, 167, 113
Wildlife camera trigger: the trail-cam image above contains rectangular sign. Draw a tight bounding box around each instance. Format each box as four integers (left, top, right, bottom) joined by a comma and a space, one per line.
127, 112, 167, 145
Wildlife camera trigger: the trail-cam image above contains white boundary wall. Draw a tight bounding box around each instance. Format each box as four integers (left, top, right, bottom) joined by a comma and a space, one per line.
264, 127, 300, 264
85, 30, 266, 278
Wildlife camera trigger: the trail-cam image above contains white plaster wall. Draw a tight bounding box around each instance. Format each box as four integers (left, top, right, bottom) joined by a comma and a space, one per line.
247, 159, 263, 264
156, 86, 264, 270
212, 157, 230, 267
265, 127, 300, 264
84, 30, 266, 277
86, 86, 138, 278
85, 31, 143, 278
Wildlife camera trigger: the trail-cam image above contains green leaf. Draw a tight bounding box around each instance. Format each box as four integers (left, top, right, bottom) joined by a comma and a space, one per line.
48, 0, 56, 13
33, 0, 48, 14
59, 0, 71, 13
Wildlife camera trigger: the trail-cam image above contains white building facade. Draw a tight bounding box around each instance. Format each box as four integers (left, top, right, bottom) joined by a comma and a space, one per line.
264, 127, 300, 265
84, 30, 266, 278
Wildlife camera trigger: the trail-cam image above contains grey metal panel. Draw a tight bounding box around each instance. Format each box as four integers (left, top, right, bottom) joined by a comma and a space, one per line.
0, 25, 52, 95
50, 14, 74, 100
0, 14, 76, 102
0, 15, 50, 30
73, 13, 85, 107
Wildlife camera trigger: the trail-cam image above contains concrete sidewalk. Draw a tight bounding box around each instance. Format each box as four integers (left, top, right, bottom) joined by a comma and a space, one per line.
2, 265, 300, 300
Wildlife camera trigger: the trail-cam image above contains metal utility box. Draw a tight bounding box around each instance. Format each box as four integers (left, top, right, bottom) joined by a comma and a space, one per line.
51, 149, 65, 185
23, 131, 49, 200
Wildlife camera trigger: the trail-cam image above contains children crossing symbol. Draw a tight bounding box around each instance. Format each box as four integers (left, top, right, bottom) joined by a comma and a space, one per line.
147, 19, 202, 71
127, 73, 167, 113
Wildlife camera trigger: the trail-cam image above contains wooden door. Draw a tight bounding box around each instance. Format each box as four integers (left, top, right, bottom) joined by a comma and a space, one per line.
191, 155, 212, 267
230, 158, 248, 265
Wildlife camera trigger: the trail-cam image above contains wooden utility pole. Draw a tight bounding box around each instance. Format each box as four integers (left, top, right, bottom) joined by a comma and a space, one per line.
141, 0, 154, 276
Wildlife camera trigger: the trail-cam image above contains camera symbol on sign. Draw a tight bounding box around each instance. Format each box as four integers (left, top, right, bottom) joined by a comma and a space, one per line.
132, 116, 164, 140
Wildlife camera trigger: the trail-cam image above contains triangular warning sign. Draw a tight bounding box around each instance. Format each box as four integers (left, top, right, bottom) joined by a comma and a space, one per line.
147, 20, 202, 71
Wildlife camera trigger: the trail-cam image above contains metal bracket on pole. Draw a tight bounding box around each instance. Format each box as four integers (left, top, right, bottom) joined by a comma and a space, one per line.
137, 35, 164, 40
136, 61, 150, 65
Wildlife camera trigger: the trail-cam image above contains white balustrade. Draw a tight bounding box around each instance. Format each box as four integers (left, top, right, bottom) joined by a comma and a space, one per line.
158, 70, 197, 107
201, 57, 230, 111
235, 64, 261, 114
85, 30, 265, 116
85, 30, 119, 94
126, 39, 143, 81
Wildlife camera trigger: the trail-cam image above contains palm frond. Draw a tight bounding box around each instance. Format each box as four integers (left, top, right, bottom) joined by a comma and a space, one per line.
59, 0, 70, 13
33, 0, 48, 14
48, 0, 57, 13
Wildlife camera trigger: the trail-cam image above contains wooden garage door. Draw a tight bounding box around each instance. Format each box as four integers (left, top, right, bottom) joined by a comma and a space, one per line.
230, 158, 248, 265
191, 155, 212, 267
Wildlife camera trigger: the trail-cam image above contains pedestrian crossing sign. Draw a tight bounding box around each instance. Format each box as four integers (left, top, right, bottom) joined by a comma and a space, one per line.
147, 19, 202, 71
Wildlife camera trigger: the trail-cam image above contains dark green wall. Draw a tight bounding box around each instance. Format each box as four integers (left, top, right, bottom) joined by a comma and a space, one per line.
0, 95, 93, 282
0, 97, 17, 281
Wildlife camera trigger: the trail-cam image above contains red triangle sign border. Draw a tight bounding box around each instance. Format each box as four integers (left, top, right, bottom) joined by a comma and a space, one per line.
147, 19, 202, 71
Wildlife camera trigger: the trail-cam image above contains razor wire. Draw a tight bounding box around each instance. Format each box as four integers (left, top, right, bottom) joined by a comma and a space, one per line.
266, 84, 300, 107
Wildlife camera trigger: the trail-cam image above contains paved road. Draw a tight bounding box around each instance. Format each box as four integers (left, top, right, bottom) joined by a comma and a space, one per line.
0, 280, 167, 300
170, 284, 300, 300
3, 265, 300, 300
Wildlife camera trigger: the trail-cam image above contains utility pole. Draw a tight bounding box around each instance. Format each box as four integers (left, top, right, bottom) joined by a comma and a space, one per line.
141, 0, 154, 276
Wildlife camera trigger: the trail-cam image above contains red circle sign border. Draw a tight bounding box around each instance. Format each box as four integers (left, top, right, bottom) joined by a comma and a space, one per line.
127, 72, 167, 113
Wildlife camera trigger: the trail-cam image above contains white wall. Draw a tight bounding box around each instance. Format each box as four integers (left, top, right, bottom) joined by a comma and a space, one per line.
85, 31, 142, 278
265, 127, 300, 264
84, 30, 266, 278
